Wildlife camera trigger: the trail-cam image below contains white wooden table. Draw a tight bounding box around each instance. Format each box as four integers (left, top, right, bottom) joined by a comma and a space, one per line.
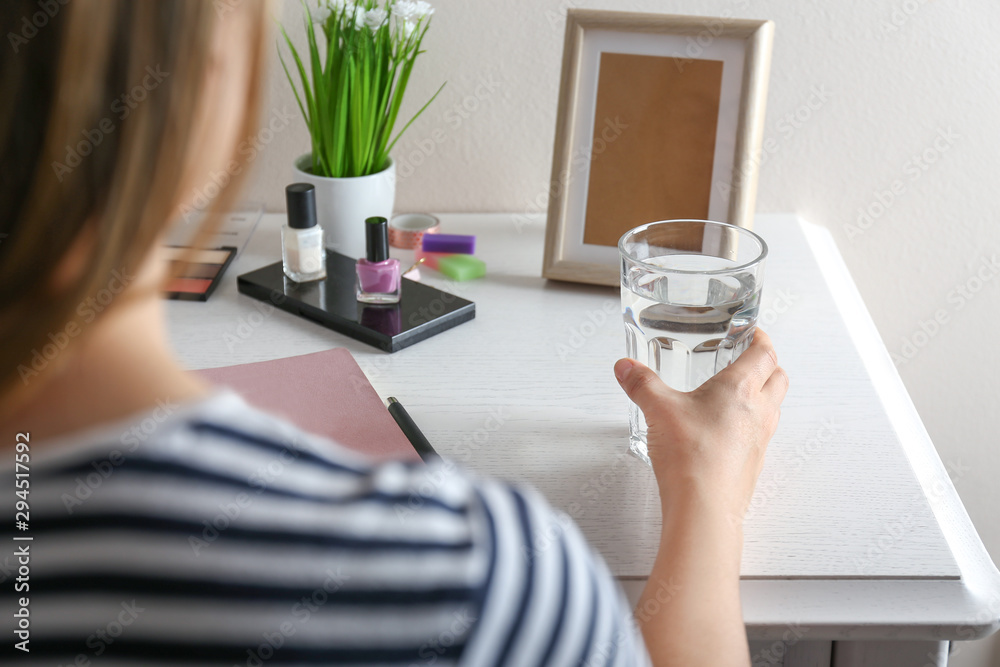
166, 213, 1000, 667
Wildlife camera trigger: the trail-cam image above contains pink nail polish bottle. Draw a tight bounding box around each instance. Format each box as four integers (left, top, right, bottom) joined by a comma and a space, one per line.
356, 217, 401, 304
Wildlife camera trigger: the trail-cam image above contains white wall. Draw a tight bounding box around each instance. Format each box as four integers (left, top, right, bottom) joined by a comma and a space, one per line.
249, 2, 1000, 663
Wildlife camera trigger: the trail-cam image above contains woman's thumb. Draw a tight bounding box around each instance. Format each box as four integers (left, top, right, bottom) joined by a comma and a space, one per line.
614, 358, 674, 412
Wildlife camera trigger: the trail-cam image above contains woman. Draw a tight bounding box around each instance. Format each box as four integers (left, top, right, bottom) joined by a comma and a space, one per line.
0, 1, 787, 665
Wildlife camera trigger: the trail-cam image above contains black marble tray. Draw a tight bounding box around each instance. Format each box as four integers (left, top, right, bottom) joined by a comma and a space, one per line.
237, 250, 475, 353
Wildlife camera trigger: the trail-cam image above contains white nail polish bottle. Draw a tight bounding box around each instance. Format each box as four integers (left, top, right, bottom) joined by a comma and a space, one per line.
282, 183, 326, 283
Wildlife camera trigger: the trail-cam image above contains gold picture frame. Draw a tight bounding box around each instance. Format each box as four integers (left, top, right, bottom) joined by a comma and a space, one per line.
542, 10, 774, 286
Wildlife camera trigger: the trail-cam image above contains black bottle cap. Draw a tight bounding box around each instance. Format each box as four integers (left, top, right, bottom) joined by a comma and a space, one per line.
285, 183, 317, 229
365, 216, 389, 262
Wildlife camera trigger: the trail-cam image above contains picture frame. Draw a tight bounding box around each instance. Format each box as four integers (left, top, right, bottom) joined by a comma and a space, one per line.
541, 10, 774, 286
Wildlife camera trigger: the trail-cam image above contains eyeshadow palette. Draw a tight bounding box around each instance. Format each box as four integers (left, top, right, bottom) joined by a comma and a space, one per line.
163, 246, 236, 301
237, 250, 475, 352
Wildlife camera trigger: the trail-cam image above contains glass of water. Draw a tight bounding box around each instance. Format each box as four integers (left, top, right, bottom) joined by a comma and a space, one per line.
619, 220, 768, 465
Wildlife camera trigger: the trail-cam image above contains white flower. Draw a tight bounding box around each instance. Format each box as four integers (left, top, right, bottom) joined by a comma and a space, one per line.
413, 1, 434, 18
312, 2, 332, 24
391, 11, 416, 37
392, 0, 433, 21
364, 8, 388, 31
392, 1, 417, 20
346, 5, 365, 30
324, 1, 362, 29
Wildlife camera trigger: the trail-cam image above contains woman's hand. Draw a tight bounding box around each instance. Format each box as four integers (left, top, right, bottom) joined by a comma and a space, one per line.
616, 330, 788, 667
614, 329, 788, 522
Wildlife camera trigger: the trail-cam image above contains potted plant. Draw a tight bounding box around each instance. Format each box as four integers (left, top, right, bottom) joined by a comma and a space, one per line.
280, 0, 443, 257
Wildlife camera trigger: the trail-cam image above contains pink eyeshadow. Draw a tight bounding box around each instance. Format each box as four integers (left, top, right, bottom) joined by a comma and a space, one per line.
167, 277, 212, 294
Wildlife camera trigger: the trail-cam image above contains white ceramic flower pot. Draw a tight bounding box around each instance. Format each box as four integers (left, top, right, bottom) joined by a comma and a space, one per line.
292, 154, 396, 258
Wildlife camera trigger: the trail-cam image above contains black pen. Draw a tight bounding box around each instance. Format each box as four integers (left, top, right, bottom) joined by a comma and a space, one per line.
387, 397, 438, 462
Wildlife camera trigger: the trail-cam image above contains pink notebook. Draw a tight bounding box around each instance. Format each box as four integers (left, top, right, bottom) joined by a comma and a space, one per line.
198, 348, 420, 462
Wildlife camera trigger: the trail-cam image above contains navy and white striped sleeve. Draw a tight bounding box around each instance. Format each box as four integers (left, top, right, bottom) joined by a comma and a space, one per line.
1, 393, 651, 666
462, 478, 652, 667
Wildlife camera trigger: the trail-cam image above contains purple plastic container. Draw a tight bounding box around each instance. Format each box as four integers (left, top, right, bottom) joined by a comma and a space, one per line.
422, 233, 475, 254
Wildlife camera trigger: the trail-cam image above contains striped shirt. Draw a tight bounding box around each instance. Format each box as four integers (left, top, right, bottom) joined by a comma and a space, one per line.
2, 391, 650, 666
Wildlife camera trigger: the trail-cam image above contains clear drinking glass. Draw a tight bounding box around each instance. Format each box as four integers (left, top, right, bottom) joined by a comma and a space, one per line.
619, 220, 768, 465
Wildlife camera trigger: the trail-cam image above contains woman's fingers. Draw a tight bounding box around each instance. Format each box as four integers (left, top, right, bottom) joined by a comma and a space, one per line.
619, 330, 781, 405
714, 329, 779, 393
614, 358, 678, 415
761, 364, 790, 405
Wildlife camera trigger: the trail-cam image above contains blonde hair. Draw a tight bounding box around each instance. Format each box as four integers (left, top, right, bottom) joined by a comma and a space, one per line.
0, 0, 269, 408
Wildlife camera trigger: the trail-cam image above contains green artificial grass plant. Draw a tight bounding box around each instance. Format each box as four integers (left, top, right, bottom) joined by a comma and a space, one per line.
280, 0, 444, 177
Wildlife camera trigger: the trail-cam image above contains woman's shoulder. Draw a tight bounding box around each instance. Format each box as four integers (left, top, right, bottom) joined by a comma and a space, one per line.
24, 388, 499, 522
12, 390, 650, 666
